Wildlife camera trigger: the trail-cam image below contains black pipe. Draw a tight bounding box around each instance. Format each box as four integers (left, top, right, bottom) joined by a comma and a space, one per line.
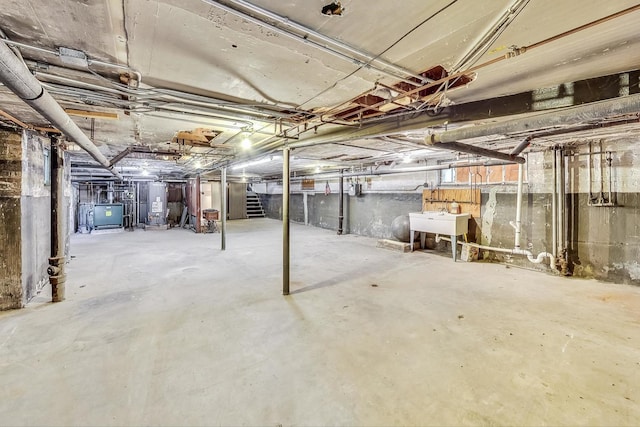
48, 136, 66, 302
510, 136, 533, 156
428, 93, 640, 145
338, 169, 344, 235
282, 148, 290, 295
221, 168, 227, 250
435, 141, 526, 163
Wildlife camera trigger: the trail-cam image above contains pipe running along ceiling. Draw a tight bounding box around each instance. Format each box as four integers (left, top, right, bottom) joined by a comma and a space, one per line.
0, 0, 638, 179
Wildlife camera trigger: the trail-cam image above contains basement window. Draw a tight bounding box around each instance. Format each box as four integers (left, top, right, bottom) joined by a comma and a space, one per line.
440, 167, 455, 184
301, 179, 315, 190
43, 148, 51, 186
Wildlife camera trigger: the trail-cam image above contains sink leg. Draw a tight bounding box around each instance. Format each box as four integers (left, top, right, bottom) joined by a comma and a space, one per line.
451, 235, 457, 262
420, 232, 426, 249
410, 229, 414, 252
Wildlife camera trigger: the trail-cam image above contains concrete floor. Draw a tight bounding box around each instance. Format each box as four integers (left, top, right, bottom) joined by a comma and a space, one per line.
1, 218, 639, 426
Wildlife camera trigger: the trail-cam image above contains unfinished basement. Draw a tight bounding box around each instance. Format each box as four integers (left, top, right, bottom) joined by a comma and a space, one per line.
1, 1, 639, 425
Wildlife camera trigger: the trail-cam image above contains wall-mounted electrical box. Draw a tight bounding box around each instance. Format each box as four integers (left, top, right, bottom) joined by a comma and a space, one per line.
348, 183, 362, 196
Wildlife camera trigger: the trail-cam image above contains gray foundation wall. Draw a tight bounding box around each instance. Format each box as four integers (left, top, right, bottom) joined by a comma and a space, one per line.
20, 132, 52, 303
0, 130, 61, 310
260, 192, 422, 239
258, 136, 640, 286
572, 192, 640, 284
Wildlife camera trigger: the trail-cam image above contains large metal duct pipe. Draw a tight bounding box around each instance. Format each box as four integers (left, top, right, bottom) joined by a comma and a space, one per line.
0, 40, 122, 179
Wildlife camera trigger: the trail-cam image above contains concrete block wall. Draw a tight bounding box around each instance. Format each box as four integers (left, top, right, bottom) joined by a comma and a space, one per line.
258, 177, 423, 240
557, 139, 640, 284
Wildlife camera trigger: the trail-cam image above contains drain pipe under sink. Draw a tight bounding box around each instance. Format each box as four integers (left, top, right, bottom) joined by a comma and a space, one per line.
435, 163, 556, 269
435, 235, 555, 267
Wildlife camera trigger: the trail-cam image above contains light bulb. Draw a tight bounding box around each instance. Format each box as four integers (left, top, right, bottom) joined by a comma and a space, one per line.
241, 137, 251, 149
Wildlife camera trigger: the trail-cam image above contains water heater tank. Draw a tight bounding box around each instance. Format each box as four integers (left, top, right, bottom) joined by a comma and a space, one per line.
147, 182, 168, 226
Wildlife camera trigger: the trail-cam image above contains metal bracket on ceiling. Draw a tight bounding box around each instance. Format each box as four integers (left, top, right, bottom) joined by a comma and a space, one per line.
58, 47, 88, 68
506, 45, 527, 58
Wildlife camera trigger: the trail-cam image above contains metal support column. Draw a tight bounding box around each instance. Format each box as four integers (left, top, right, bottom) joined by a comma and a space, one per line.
551, 149, 557, 258
136, 182, 140, 226
195, 174, 202, 233
221, 167, 227, 251
282, 147, 290, 295
338, 169, 344, 235
48, 136, 66, 302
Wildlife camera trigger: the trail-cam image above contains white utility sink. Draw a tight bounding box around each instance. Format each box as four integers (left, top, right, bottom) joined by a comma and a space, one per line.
409, 211, 470, 235
409, 211, 471, 261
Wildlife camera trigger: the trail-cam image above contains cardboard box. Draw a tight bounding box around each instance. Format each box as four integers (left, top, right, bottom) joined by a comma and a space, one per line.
460, 243, 479, 262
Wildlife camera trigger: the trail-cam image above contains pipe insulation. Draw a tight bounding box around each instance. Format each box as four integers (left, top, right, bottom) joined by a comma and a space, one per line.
432, 141, 526, 163
426, 93, 640, 145
0, 40, 122, 179
273, 159, 515, 182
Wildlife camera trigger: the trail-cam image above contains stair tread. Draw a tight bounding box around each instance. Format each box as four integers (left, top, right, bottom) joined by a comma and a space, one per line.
245, 192, 265, 218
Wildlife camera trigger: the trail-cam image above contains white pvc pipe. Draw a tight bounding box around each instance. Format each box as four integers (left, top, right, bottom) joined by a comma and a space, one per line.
514, 163, 524, 249
436, 235, 556, 268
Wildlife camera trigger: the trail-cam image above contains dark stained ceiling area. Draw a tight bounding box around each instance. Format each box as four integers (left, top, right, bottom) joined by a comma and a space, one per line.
0, 0, 639, 181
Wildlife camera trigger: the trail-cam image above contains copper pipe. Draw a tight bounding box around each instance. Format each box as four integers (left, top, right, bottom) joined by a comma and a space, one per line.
281, 4, 640, 142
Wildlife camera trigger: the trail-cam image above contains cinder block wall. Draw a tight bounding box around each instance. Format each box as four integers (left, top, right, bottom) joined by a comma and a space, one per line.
260, 192, 421, 239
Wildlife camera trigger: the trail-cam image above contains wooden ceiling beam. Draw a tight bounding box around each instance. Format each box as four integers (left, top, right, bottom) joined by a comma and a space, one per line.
0, 109, 61, 133
64, 109, 119, 120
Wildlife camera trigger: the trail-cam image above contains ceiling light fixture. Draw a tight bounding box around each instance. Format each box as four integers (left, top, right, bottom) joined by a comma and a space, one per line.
232, 156, 273, 170
240, 126, 254, 150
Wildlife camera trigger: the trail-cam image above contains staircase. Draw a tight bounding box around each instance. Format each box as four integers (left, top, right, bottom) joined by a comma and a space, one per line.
246, 191, 265, 218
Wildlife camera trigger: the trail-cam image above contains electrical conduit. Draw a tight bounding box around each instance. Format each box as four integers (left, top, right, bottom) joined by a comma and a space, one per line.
0, 40, 122, 179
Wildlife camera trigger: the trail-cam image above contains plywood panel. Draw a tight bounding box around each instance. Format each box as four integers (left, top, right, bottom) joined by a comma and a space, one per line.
228, 183, 247, 220
422, 188, 481, 218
